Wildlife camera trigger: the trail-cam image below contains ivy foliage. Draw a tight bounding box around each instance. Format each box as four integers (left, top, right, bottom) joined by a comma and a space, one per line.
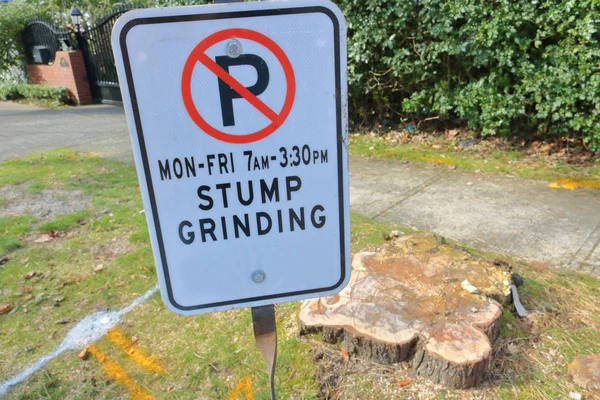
338, 0, 600, 149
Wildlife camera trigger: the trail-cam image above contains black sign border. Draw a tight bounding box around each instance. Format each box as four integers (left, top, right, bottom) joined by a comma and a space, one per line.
119, 5, 346, 311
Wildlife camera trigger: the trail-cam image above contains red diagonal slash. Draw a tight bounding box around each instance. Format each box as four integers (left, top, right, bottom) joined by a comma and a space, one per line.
181, 28, 295, 144
196, 52, 279, 122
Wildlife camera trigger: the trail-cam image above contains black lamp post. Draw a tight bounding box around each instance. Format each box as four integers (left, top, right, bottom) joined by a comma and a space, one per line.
70, 6, 84, 51
70, 6, 82, 32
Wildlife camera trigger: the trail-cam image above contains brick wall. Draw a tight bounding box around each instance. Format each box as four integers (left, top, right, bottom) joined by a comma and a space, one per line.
25, 51, 92, 105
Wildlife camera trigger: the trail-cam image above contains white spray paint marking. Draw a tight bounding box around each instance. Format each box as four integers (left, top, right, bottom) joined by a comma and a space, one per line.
0, 285, 159, 397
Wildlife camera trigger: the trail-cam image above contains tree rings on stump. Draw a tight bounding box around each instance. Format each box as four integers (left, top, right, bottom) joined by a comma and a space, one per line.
299, 234, 512, 389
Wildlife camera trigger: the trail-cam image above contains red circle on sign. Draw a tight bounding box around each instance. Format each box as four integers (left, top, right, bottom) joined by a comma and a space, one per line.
181, 28, 296, 144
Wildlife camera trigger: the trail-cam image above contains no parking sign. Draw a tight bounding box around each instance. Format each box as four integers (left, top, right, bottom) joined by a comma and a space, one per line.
112, 0, 349, 315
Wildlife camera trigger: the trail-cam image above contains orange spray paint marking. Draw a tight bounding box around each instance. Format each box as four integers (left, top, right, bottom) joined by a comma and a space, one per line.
548, 178, 600, 191
87, 345, 156, 400
227, 377, 255, 400
420, 157, 453, 166
106, 329, 165, 373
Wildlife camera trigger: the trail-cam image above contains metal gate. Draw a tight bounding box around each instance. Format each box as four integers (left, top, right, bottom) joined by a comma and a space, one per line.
80, 4, 143, 104
22, 19, 75, 65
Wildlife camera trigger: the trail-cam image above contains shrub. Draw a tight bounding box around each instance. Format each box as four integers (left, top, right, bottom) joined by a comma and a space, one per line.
0, 83, 71, 105
337, 0, 600, 150
0, 0, 51, 72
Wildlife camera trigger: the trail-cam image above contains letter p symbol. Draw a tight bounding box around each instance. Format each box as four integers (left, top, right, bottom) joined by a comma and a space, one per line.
215, 54, 270, 127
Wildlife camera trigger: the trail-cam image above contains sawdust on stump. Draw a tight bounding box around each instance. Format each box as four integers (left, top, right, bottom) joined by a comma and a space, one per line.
299, 234, 512, 389
568, 355, 600, 390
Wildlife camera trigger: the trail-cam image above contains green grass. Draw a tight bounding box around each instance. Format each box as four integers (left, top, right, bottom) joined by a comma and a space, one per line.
350, 213, 412, 252
0, 149, 393, 400
0, 236, 23, 255
1, 149, 599, 399
38, 209, 91, 232
0, 216, 37, 255
350, 134, 600, 185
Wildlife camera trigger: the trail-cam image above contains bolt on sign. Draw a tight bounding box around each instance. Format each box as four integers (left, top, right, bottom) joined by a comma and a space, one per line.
112, 0, 349, 315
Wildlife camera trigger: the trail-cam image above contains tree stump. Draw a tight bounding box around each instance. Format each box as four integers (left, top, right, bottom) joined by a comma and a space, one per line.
299, 234, 512, 389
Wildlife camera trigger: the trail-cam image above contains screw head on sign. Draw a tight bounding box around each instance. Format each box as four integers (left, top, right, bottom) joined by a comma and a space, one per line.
251, 270, 266, 283
225, 39, 243, 58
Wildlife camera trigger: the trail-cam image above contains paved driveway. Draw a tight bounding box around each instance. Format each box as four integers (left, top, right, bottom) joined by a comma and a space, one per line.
0, 102, 132, 163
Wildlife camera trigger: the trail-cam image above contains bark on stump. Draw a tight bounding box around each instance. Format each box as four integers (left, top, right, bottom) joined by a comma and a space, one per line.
299, 234, 512, 389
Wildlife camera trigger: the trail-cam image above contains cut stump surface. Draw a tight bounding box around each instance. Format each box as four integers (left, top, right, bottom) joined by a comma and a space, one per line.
299, 234, 512, 389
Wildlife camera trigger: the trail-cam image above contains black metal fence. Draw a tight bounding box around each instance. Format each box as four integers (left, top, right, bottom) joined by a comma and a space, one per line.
21, 3, 146, 103
81, 3, 143, 103
22, 19, 75, 65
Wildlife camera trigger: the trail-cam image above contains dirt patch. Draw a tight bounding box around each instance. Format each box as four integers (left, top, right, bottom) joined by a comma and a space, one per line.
89, 234, 136, 261
0, 184, 92, 221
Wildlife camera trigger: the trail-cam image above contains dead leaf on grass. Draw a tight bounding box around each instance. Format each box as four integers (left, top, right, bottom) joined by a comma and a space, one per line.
23, 295, 32, 301
340, 348, 349, 362
93, 264, 104, 273
20, 286, 33, 293
34, 234, 53, 243
505, 344, 519, 355
63, 231, 78, 239
48, 229, 65, 238
519, 314, 537, 334
58, 277, 81, 289
446, 129, 459, 138
24, 271, 36, 280
0, 304, 11, 314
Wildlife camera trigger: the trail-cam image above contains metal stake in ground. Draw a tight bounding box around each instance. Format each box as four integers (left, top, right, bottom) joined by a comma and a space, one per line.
251, 304, 277, 400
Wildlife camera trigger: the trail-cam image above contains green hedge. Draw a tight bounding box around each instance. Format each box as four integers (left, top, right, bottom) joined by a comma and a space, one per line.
0, 83, 71, 105
338, 0, 600, 150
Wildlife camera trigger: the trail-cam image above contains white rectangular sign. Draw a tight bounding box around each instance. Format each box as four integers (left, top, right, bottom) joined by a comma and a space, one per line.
112, 0, 349, 314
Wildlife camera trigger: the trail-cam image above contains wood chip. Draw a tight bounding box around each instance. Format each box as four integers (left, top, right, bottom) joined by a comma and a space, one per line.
0, 304, 11, 314
78, 347, 90, 360
396, 378, 412, 387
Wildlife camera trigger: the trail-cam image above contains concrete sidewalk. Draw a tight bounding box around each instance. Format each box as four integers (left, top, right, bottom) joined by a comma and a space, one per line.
1, 102, 599, 274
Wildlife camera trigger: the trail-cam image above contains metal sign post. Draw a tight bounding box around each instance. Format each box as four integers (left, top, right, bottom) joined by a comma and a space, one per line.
251, 304, 277, 399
